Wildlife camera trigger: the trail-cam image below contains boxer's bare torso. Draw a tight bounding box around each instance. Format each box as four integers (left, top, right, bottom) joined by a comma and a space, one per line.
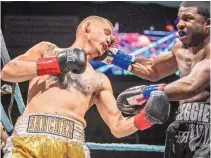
2, 16, 139, 140
173, 42, 210, 103
23, 46, 105, 128
131, 40, 210, 103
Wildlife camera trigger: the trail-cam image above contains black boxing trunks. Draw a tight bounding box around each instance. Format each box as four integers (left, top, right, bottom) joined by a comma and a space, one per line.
164, 102, 210, 158
3, 113, 90, 158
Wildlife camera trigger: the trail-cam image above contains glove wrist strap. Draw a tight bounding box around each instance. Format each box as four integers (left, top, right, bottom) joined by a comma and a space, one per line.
143, 84, 166, 100
37, 57, 61, 76
134, 109, 154, 131
112, 50, 134, 71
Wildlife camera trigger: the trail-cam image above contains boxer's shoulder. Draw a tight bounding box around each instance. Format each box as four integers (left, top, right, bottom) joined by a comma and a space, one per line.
99, 73, 111, 89
92, 72, 112, 95
205, 42, 210, 58
88, 72, 110, 104
37, 41, 58, 52
40, 42, 65, 57
37, 41, 57, 47
23, 41, 59, 58
171, 41, 184, 55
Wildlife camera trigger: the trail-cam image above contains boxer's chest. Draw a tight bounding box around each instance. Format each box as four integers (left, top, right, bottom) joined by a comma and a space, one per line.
61, 66, 104, 96
176, 48, 206, 77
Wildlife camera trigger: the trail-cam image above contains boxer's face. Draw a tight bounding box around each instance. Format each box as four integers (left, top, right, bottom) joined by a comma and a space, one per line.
87, 20, 113, 57
177, 7, 208, 46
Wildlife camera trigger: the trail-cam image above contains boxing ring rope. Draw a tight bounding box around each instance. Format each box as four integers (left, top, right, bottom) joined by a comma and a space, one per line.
130, 31, 176, 56
1, 30, 25, 115
0, 103, 13, 132
143, 30, 171, 36
0, 30, 165, 152
1, 29, 25, 132
86, 142, 165, 152
164, 39, 176, 52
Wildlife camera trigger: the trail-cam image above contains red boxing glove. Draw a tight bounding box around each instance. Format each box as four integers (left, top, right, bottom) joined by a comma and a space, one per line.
36, 47, 87, 76
134, 109, 154, 130
37, 57, 61, 76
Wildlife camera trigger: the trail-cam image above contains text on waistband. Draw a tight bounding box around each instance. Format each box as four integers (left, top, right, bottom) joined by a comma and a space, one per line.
26, 115, 74, 139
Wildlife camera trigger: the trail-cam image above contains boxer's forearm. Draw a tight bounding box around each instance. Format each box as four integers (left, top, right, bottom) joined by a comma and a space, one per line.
1, 42, 58, 82
111, 116, 138, 138
1, 61, 37, 82
164, 81, 202, 100
164, 59, 210, 101
131, 51, 178, 82
131, 63, 159, 82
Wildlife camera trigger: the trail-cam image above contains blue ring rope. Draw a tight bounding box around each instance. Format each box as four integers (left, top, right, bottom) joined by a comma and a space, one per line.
86, 142, 165, 152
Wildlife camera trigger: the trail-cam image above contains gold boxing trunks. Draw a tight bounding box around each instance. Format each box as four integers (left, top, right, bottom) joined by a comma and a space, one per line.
3, 113, 90, 158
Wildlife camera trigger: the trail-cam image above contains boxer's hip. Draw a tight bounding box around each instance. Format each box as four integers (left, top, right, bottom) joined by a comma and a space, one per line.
173, 102, 210, 146
175, 102, 210, 123
3, 113, 90, 158
164, 102, 210, 158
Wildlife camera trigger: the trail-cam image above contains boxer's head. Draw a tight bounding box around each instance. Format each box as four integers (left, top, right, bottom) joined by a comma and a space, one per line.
177, 1, 210, 47
75, 16, 114, 59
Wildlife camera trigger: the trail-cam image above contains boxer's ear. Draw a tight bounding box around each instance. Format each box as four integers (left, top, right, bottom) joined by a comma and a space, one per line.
84, 22, 91, 33
205, 18, 210, 33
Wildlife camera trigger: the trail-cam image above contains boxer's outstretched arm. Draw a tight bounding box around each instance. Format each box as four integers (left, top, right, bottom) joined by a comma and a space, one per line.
95, 75, 138, 138
164, 58, 210, 100
131, 45, 178, 82
1, 41, 57, 82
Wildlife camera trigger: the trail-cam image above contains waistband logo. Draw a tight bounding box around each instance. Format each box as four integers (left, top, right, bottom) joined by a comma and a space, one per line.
176, 103, 210, 123
175, 131, 190, 143
27, 115, 74, 139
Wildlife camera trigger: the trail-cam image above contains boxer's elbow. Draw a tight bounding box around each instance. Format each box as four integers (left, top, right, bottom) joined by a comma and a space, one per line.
109, 124, 125, 138
108, 114, 136, 138
134, 70, 160, 82
143, 71, 160, 82
186, 82, 202, 97
1, 62, 30, 82
1, 70, 18, 82
147, 75, 160, 82
176, 82, 200, 99
110, 124, 133, 138
1, 63, 16, 82
110, 128, 125, 138
148, 69, 164, 82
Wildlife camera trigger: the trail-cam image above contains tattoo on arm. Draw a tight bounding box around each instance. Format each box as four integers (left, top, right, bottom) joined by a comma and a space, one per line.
43, 44, 62, 57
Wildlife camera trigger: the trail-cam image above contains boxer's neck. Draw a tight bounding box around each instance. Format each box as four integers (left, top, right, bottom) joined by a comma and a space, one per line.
71, 37, 87, 50
71, 37, 96, 62
191, 36, 210, 54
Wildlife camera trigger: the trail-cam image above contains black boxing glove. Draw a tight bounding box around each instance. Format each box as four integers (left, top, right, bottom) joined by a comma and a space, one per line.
134, 91, 170, 130
117, 85, 147, 115
117, 84, 166, 114
37, 47, 87, 75
117, 86, 170, 130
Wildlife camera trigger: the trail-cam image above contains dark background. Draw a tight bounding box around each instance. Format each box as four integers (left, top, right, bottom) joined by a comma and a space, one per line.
1, 2, 180, 158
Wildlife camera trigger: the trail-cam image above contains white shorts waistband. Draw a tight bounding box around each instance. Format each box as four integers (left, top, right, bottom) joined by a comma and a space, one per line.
12, 113, 85, 144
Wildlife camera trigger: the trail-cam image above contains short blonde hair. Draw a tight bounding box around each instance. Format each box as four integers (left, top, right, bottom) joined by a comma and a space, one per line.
76, 16, 113, 36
